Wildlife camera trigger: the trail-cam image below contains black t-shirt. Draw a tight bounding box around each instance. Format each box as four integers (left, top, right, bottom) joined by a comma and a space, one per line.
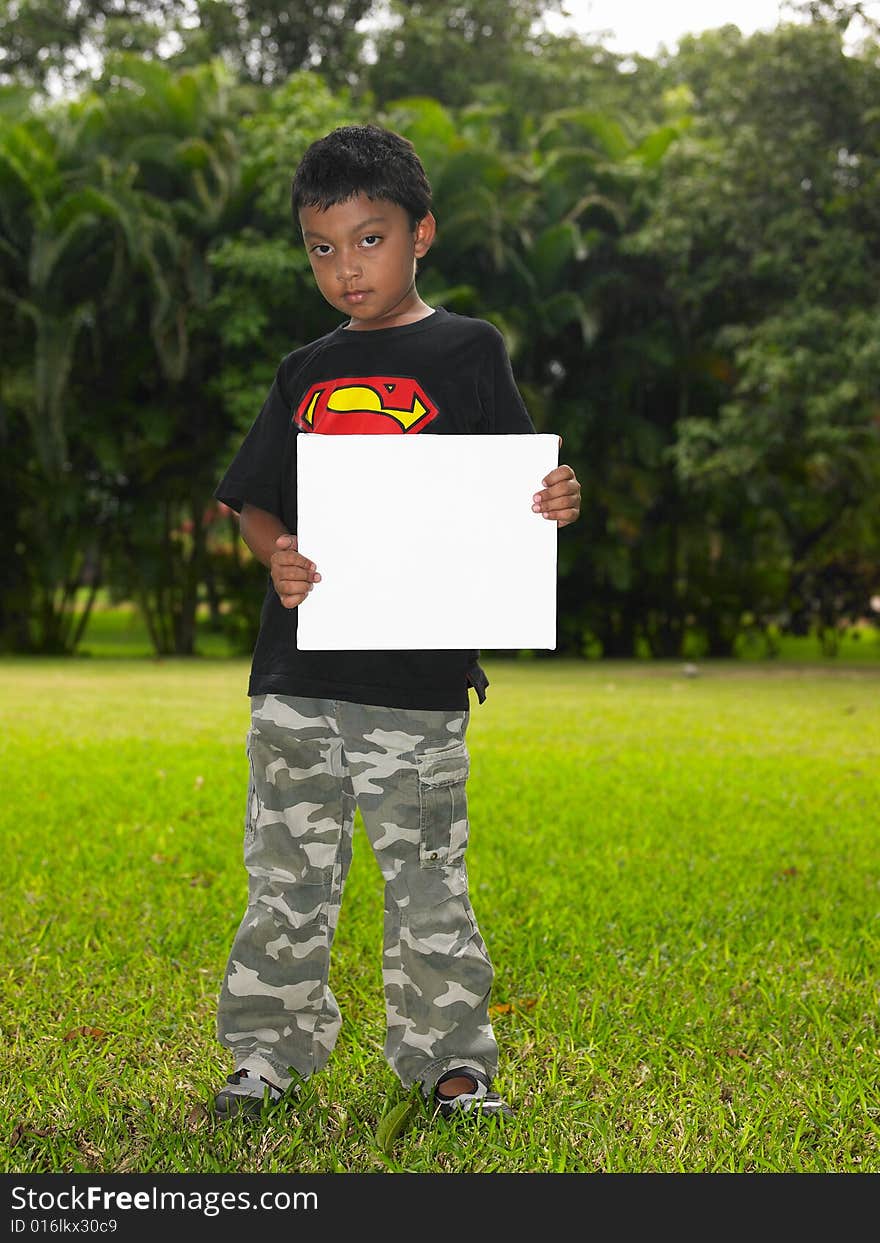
215, 306, 536, 710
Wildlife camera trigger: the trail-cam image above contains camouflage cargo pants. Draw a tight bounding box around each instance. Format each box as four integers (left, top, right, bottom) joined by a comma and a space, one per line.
216, 693, 498, 1095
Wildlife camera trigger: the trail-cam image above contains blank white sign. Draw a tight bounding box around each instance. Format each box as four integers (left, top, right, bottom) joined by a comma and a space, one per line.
296, 433, 558, 650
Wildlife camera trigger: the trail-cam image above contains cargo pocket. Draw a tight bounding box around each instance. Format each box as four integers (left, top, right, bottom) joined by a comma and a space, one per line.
415, 742, 470, 868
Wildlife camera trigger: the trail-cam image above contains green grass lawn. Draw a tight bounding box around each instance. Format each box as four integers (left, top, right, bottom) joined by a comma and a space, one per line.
2, 657, 879, 1173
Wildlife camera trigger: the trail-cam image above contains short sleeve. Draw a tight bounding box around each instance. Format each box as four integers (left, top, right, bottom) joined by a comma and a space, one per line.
214, 367, 294, 517
478, 326, 536, 434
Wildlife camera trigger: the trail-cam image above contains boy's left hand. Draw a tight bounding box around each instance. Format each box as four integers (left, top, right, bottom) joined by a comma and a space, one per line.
532, 438, 581, 527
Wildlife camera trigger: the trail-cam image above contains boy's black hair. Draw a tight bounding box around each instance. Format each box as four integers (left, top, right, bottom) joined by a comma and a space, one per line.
290, 124, 432, 230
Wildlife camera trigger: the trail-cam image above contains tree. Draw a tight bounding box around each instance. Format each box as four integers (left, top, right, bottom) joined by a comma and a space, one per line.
0, 0, 188, 90
365, 0, 565, 107
0, 0, 373, 93
673, 307, 880, 650
0, 89, 153, 650
0, 55, 248, 652
171, 1, 373, 87
88, 55, 250, 654
631, 18, 880, 652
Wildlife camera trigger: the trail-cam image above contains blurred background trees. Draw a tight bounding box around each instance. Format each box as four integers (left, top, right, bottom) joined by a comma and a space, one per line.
1, 1, 878, 657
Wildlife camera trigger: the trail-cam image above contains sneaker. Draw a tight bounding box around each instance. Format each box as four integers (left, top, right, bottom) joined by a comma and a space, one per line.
432, 1066, 514, 1120
212, 1068, 291, 1118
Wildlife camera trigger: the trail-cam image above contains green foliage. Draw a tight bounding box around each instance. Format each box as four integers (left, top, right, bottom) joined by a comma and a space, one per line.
365, 0, 566, 108
375, 1094, 420, 1154
1, 12, 879, 657
0, 0, 373, 92
627, 20, 880, 651
0, 55, 250, 651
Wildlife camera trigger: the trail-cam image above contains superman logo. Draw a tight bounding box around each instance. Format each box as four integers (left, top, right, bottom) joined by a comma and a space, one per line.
294, 376, 439, 434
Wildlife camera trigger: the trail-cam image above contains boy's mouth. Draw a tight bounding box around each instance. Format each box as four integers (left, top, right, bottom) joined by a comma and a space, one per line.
342, 290, 369, 304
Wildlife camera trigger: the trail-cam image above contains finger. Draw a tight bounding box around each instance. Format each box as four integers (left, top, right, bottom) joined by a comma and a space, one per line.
273, 573, 311, 594
273, 553, 315, 572
541, 465, 575, 487
276, 582, 308, 600
532, 483, 580, 513
541, 477, 579, 497
554, 509, 581, 528
277, 579, 315, 604
276, 566, 314, 589
275, 533, 297, 550
541, 502, 581, 521
544, 482, 581, 506
272, 546, 318, 570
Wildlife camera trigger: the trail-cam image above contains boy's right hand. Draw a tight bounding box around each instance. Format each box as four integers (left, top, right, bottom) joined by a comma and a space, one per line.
270, 535, 320, 609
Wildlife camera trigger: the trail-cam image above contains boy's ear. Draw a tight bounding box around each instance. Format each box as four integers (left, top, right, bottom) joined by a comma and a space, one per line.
413, 211, 436, 258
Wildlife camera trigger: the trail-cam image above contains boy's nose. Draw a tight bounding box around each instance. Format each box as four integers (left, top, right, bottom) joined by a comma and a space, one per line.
336, 253, 363, 281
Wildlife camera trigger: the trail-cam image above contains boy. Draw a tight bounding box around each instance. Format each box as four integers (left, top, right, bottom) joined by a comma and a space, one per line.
212, 124, 581, 1122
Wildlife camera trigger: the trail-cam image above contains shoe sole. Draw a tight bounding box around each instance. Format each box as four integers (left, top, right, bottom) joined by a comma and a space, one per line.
212, 1091, 288, 1119
212, 1081, 304, 1119
436, 1102, 514, 1121
212, 1097, 266, 1119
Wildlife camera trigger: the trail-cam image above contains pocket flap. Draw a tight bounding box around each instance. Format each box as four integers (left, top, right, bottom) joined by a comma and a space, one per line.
415, 743, 469, 788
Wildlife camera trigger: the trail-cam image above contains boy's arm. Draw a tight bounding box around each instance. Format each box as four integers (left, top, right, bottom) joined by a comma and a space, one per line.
240, 503, 320, 609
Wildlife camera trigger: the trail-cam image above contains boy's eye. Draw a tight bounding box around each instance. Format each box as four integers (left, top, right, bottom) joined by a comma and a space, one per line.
360, 235, 381, 247
310, 243, 332, 256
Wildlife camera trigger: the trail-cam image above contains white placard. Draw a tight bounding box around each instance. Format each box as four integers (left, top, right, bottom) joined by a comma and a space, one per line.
295, 434, 558, 650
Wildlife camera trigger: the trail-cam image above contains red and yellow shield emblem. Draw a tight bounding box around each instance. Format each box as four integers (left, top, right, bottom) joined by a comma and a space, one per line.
294, 376, 439, 434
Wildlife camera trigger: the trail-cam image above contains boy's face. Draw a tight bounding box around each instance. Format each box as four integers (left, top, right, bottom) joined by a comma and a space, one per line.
299, 192, 435, 330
